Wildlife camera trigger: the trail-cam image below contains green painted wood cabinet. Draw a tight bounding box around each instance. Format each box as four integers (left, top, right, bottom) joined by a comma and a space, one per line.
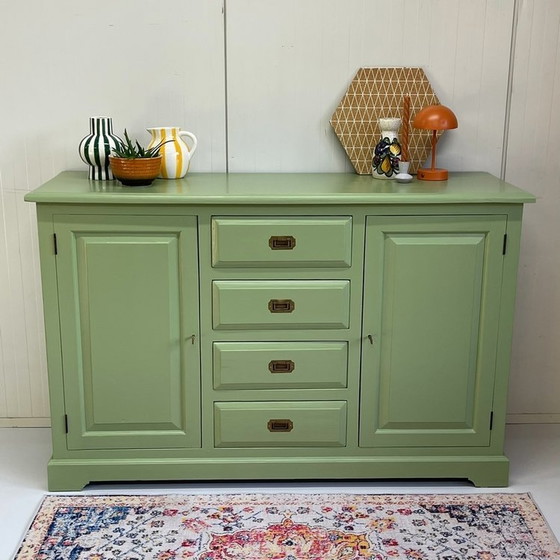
25, 171, 535, 490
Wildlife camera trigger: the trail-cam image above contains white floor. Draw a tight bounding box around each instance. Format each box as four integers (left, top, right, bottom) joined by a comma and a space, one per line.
1, 424, 559, 559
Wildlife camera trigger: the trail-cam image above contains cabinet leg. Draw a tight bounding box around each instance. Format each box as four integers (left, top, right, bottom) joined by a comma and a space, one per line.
467, 462, 510, 488
48, 462, 90, 492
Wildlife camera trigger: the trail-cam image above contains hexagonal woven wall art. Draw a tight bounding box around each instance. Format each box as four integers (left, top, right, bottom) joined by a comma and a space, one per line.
330, 67, 441, 174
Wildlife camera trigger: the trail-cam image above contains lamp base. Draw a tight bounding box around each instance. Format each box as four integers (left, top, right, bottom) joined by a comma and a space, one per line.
416, 168, 448, 181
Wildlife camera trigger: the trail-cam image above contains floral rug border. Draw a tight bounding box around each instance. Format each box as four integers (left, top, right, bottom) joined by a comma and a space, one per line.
15, 492, 560, 559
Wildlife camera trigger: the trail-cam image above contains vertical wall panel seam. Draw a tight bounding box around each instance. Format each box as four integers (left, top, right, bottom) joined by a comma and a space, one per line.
15, 197, 33, 416
501, 0, 521, 180
0, 190, 20, 416
0, 170, 6, 416
544, 11, 560, 161
223, 0, 229, 173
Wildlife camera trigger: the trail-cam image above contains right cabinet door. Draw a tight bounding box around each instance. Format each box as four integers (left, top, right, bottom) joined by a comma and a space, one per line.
360, 215, 507, 448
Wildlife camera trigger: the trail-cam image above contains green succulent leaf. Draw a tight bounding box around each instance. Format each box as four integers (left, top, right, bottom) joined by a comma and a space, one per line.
111, 129, 173, 159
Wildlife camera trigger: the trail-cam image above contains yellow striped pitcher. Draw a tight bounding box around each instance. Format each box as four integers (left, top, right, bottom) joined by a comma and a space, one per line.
147, 127, 197, 179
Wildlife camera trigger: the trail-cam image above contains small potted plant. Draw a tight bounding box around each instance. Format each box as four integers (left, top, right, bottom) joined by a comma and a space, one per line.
109, 130, 169, 186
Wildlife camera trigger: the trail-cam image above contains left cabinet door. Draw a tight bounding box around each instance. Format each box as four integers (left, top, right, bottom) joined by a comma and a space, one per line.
54, 215, 201, 450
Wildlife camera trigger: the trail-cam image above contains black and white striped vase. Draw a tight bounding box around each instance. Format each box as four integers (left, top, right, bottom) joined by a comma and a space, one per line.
78, 117, 122, 180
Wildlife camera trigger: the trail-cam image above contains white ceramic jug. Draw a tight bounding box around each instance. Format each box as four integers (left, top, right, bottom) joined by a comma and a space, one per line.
147, 127, 197, 179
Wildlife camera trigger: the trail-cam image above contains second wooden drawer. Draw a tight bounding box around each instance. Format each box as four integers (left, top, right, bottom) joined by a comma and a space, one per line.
212, 280, 350, 330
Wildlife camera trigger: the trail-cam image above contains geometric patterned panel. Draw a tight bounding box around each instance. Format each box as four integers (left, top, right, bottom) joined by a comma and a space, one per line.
330, 67, 441, 174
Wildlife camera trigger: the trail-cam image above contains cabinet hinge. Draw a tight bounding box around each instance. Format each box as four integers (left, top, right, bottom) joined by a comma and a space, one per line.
502, 234, 507, 255
64, 414, 69, 433
53, 233, 58, 255
489, 411, 494, 430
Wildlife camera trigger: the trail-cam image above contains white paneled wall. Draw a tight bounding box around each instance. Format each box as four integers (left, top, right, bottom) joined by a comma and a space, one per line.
1, 0, 559, 424
505, 0, 560, 422
0, 0, 226, 425
0, 191, 48, 422
226, 0, 514, 174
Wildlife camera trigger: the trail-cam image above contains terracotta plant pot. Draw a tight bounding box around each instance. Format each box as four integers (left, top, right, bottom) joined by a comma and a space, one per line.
109, 156, 162, 186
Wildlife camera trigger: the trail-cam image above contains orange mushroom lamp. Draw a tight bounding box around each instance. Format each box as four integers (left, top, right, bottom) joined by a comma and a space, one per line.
412, 104, 458, 181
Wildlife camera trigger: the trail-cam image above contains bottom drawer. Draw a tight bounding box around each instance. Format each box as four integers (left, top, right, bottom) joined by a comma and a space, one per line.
214, 401, 347, 448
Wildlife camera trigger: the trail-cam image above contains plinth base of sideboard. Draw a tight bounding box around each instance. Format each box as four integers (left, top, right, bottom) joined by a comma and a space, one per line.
47, 455, 509, 491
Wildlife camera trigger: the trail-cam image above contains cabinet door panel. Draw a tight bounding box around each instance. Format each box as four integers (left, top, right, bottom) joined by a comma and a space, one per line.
361, 216, 506, 447
55, 216, 200, 450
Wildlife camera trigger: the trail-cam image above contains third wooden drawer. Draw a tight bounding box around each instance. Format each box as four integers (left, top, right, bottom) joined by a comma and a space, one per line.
213, 341, 348, 389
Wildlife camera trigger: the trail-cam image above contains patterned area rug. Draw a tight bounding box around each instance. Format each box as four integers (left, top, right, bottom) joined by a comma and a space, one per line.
15, 493, 560, 559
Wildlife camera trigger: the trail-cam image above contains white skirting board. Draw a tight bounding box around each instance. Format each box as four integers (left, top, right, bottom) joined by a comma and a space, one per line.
0, 418, 50, 428
506, 414, 560, 424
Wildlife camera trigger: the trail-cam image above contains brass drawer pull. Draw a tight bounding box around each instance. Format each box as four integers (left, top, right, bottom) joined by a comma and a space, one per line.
268, 359, 295, 374
268, 299, 295, 313
267, 419, 294, 432
269, 235, 296, 250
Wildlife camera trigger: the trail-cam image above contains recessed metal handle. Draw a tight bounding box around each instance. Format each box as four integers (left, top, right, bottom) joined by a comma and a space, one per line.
269, 235, 296, 250
268, 360, 295, 374
268, 299, 295, 313
267, 419, 294, 432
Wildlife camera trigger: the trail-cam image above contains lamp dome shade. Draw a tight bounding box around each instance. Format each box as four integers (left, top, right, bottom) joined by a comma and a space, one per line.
412, 104, 458, 130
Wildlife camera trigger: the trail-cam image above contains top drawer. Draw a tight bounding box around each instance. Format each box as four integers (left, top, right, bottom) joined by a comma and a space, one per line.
211, 216, 352, 268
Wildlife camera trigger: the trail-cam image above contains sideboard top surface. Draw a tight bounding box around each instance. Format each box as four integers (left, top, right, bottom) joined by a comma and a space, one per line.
24, 171, 536, 205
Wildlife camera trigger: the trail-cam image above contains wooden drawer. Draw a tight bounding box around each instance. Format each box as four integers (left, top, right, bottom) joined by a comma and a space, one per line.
211, 216, 352, 267
213, 341, 348, 389
214, 401, 347, 447
212, 280, 350, 330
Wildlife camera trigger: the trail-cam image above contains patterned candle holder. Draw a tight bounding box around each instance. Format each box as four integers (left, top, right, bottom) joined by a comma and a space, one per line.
372, 117, 402, 179
78, 117, 122, 180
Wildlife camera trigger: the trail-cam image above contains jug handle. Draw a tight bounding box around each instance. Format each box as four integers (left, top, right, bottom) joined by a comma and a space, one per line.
179, 131, 198, 155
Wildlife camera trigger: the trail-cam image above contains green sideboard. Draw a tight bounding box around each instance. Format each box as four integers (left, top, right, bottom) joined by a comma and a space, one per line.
25, 171, 535, 490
